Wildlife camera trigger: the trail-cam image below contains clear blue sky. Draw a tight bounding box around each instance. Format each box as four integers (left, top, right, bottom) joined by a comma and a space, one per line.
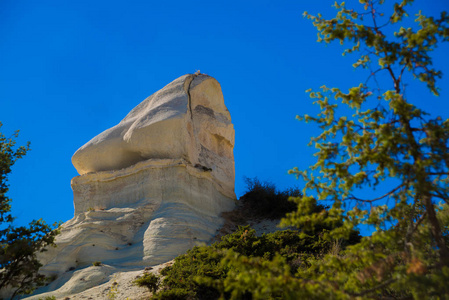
1, 0, 448, 228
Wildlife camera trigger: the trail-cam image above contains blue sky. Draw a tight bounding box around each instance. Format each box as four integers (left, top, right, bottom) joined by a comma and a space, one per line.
1, 0, 448, 228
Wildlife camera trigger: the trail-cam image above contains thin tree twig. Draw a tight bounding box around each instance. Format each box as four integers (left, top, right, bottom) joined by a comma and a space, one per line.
348, 184, 404, 203
349, 278, 397, 297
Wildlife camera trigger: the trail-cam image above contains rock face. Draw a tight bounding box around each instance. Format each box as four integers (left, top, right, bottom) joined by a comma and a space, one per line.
27, 74, 235, 298
72, 74, 235, 199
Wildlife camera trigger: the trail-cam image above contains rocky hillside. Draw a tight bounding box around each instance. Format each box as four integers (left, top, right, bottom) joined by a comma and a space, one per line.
19, 74, 237, 300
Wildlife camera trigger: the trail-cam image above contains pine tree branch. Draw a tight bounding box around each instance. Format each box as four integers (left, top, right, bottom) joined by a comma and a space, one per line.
348, 184, 404, 203
348, 278, 397, 297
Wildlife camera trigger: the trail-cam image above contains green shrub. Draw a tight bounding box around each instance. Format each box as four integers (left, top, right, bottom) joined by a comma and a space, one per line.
158, 246, 223, 300
216, 225, 339, 273
92, 261, 102, 266
38, 296, 56, 300
151, 180, 362, 299
154, 223, 360, 299
133, 272, 160, 293
151, 288, 196, 300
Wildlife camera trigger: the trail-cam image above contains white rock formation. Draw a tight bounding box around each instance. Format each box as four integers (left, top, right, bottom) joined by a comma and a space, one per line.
72, 74, 235, 198
24, 74, 235, 299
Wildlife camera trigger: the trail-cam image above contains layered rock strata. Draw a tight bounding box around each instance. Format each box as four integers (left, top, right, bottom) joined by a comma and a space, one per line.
72, 74, 235, 198
29, 74, 235, 297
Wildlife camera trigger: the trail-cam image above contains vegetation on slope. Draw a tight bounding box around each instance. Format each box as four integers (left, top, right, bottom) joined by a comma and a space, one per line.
147, 180, 361, 299
144, 0, 449, 297
0, 123, 60, 299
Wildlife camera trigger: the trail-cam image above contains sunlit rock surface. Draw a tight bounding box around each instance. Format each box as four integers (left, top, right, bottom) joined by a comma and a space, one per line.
72, 74, 235, 198
25, 74, 235, 299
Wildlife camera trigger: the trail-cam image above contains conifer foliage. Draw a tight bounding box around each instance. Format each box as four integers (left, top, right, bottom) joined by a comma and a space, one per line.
158, 1, 449, 299
280, 0, 449, 297
0, 123, 59, 299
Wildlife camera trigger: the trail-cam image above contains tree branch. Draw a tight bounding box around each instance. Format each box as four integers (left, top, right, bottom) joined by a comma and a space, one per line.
348, 184, 404, 203
349, 278, 396, 297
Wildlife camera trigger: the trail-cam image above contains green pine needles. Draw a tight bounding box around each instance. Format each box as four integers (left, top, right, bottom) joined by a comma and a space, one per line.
282, 0, 449, 298
0, 123, 60, 299
154, 1, 449, 299
152, 223, 359, 300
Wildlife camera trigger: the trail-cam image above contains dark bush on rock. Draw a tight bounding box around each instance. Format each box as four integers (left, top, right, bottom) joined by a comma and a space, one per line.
239, 177, 302, 219
133, 272, 160, 293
